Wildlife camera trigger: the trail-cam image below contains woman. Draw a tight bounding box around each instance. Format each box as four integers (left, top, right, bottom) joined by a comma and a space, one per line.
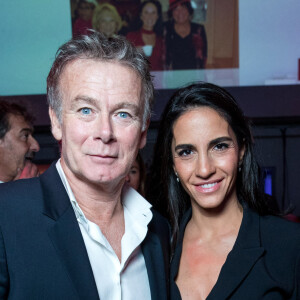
149, 82, 300, 299
125, 152, 146, 196
164, 0, 207, 70
126, 0, 165, 71
72, 0, 95, 37
92, 3, 123, 37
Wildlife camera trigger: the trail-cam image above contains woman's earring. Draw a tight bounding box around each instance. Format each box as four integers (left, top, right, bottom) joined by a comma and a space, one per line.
238, 162, 242, 172
175, 172, 180, 182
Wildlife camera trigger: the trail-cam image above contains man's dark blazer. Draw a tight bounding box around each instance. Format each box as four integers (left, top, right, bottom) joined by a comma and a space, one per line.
170, 205, 300, 299
0, 163, 170, 300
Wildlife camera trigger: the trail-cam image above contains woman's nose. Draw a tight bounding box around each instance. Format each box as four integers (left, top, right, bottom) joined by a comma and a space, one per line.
195, 152, 216, 178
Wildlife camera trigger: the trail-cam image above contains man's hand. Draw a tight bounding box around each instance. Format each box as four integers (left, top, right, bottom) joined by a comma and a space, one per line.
14, 160, 40, 180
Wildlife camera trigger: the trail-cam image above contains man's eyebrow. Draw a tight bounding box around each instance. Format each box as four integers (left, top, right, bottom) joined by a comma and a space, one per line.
72, 96, 98, 107
72, 97, 140, 113
112, 102, 140, 113
19, 127, 33, 134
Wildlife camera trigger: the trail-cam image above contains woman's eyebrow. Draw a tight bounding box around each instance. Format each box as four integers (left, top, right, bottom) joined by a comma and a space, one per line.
174, 144, 193, 151
209, 136, 233, 146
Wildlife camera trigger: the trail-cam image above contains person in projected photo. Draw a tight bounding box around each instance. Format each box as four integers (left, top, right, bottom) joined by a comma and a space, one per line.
164, 0, 207, 70
125, 152, 147, 196
72, 0, 95, 37
126, 0, 165, 71
92, 3, 123, 37
148, 82, 300, 299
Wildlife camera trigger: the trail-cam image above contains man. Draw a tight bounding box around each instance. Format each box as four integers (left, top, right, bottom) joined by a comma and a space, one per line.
0, 32, 169, 299
0, 102, 40, 183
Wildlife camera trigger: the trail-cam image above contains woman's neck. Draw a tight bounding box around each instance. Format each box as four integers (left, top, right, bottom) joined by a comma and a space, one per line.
141, 26, 154, 34
188, 198, 243, 241
174, 22, 191, 38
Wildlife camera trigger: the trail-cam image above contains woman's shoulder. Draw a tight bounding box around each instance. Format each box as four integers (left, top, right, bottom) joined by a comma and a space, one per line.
261, 213, 300, 231
259, 214, 300, 250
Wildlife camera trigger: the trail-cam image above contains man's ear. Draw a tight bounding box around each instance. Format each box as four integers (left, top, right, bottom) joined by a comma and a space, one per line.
139, 119, 150, 150
49, 108, 62, 141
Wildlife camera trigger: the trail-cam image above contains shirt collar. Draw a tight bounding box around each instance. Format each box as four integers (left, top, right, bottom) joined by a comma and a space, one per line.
56, 160, 87, 224
122, 183, 153, 227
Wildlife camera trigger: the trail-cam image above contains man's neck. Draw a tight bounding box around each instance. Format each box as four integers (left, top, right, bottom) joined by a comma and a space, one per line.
60, 160, 126, 261
60, 159, 125, 223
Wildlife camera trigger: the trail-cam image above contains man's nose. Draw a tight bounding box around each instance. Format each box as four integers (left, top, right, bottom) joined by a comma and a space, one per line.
29, 136, 40, 152
95, 114, 114, 143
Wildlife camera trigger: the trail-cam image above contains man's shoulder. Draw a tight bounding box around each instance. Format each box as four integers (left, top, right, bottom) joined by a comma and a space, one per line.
0, 163, 58, 208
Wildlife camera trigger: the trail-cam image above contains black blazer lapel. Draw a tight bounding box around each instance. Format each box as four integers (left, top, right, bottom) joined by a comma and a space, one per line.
208, 206, 265, 300
40, 163, 99, 300
142, 230, 168, 300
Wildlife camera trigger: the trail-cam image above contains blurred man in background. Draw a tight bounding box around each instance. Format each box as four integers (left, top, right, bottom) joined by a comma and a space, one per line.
0, 101, 40, 183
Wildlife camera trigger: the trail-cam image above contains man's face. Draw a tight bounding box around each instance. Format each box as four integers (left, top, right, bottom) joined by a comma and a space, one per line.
50, 59, 147, 188
0, 114, 40, 182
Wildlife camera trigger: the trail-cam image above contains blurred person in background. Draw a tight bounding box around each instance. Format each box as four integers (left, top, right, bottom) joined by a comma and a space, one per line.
125, 152, 146, 196
0, 101, 40, 183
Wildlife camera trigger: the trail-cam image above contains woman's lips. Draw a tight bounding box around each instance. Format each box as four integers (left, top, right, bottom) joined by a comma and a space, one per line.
194, 179, 223, 193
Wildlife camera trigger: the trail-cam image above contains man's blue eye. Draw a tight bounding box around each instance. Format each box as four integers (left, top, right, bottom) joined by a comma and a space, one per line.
118, 112, 129, 119
81, 108, 91, 115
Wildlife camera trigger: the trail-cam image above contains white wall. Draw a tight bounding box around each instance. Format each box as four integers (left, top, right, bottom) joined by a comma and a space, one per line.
0, 1, 72, 96
239, 0, 300, 86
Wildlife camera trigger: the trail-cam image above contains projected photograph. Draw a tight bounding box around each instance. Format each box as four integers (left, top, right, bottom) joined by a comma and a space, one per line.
70, 0, 238, 87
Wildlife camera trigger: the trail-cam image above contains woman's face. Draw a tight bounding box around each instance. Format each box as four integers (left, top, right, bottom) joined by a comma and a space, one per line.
125, 159, 141, 191
78, 2, 94, 21
171, 107, 244, 211
141, 3, 158, 30
97, 10, 117, 37
172, 4, 190, 24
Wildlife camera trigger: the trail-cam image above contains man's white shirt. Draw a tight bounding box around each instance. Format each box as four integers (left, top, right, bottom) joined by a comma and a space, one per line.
56, 160, 152, 300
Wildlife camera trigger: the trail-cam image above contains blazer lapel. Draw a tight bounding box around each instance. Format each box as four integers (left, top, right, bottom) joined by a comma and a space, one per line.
208, 206, 265, 300
142, 230, 168, 300
40, 163, 100, 300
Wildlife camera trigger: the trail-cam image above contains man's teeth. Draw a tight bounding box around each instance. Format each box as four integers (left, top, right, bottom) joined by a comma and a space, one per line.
201, 182, 217, 188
